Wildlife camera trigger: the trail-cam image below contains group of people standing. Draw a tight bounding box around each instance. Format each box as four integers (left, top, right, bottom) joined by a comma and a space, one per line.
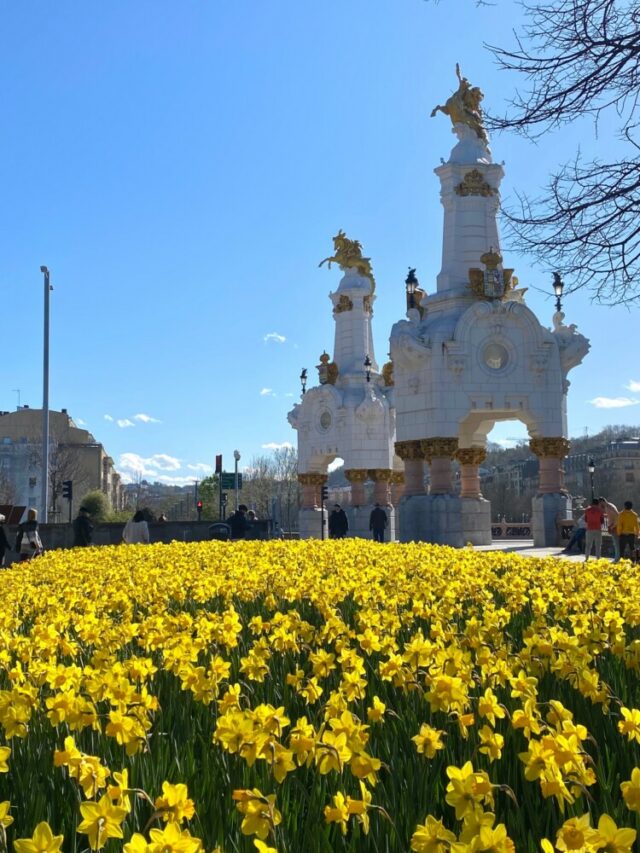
563, 496, 639, 562
327, 503, 389, 542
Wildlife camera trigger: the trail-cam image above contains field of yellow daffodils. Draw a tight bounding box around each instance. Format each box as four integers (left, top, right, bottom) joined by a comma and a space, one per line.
0, 541, 639, 852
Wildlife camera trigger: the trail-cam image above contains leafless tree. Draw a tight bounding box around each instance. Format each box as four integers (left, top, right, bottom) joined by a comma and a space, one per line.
0, 470, 18, 506
486, 0, 640, 304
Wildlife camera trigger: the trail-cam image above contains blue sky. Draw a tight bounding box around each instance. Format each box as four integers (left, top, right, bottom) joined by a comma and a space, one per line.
2, 1, 638, 485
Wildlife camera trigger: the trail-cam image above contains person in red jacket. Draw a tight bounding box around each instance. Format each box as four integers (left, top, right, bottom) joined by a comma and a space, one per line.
584, 498, 605, 562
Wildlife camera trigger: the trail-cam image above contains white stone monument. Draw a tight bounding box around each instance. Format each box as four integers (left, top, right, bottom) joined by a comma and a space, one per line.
389, 66, 590, 546
288, 232, 400, 540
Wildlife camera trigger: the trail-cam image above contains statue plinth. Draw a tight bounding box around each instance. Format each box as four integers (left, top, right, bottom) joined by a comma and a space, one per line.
449, 124, 492, 166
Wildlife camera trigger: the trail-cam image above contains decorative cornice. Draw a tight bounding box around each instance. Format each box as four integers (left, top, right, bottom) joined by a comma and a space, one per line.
334, 294, 353, 314
421, 437, 459, 461
455, 447, 487, 466
529, 437, 571, 459
367, 468, 393, 482
344, 468, 369, 483
455, 169, 497, 197
394, 440, 425, 461
298, 473, 328, 486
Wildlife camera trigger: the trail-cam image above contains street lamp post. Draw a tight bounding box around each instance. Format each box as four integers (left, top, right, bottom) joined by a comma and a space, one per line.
364, 355, 372, 383
40, 266, 52, 523
233, 450, 241, 511
300, 368, 307, 396
588, 458, 595, 501
553, 272, 564, 313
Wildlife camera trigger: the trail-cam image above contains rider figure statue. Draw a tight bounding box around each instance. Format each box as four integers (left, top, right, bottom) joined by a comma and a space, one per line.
431, 64, 489, 145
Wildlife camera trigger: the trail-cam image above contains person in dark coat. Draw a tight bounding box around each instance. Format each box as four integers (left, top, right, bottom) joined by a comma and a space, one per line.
228, 504, 250, 540
369, 503, 388, 543
73, 506, 93, 547
0, 514, 11, 566
328, 504, 349, 539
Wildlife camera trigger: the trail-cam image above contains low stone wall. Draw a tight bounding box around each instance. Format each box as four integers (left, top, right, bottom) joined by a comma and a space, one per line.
2, 520, 274, 565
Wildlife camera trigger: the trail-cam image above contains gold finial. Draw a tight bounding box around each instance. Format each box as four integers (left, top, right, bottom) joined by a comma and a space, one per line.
319, 351, 330, 364
430, 63, 488, 145
319, 230, 376, 295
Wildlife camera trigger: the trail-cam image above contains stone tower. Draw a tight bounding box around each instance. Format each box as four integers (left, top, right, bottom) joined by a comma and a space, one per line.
288, 234, 400, 539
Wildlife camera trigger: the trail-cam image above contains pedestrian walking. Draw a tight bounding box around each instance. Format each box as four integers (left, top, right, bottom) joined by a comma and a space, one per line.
122, 510, 150, 545
369, 503, 388, 543
72, 506, 93, 547
328, 504, 348, 539
584, 498, 605, 562
227, 504, 250, 540
599, 497, 620, 562
617, 501, 639, 561
0, 515, 11, 567
15, 508, 44, 561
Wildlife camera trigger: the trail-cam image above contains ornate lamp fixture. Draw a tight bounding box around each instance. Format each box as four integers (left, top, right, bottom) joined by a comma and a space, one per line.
300, 368, 307, 395
364, 355, 372, 383
553, 272, 564, 313
406, 267, 418, 311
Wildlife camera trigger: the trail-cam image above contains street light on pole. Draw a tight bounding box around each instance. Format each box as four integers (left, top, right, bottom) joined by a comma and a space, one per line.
40, 266, 52, 523
233, 450, 241, 511
552, 272, 565, 313
588, 458, 595, 501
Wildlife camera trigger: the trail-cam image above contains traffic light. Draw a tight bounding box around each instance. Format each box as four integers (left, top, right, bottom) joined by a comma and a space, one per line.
221, 492, 228, 506
215, 454, 222, 474
196, 500, 203, 519
321, 484, 329, 502
62, 480, 73, 501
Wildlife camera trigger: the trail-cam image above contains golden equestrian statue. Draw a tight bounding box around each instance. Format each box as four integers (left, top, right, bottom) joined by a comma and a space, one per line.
319, 230, 376, 294
430, 64, 488, 145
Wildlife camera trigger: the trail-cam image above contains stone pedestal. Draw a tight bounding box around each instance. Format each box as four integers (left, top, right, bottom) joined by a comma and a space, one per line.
398, 494, 463, 546
346, 505, 396, 542
298, 507, 328, 540
532, 492, 572, 547
460, 497, 492, 546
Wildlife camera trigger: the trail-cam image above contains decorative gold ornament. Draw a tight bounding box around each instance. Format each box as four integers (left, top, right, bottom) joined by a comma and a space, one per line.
298, 473, 329, 486
319, 230, 376, 294
421, 437, 459, 462
529, 437, 571, 459
363, 294, 373, 315
455, 447, 487, 466
468, 248, 515, 301
317, 351, 338, 385
381, 361, 394, 387
394, 439, 425, 461
334, 294, 353, 314
367, 468, 393, 482
455, 169, 496, 197
390, 471, 405, 485
344, 469, 369, 483
430, 63, 488, 144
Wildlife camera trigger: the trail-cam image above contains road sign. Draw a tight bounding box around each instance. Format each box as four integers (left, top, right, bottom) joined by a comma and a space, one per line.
220, 473, 242, 490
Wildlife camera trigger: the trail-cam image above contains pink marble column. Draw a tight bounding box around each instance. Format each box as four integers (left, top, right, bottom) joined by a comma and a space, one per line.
530, 438, 571, 494
394, 441, 426, 497
422, 438, 459, 495
368, 469, 392, 505
390, 471, 405, 504
298, 474, 327, 508
455, 448, 487, 498
344, 469, 368, 506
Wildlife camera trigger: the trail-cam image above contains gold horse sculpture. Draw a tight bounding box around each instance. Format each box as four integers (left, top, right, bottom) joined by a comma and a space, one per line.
319, 230, 376, 294
431, 64, 488, 145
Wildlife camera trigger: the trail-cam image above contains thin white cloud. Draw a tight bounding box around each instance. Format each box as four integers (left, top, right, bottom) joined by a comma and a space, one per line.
118, 452, 182, 482
262, 441, 294, 451
494, 438, 520, 449
284, 393, 294, 398
187, 463, 212, 472
260, 388, 275, 397
154, 475, 198, 485
76, 418, 87, 426
626, 380, 640, 393
264, 332, 286, 344
133, 413, 161, 424
117, 418, 136, 428
328, 458, 344, 473
589, 396, 640, 409
104, 414, 114, 422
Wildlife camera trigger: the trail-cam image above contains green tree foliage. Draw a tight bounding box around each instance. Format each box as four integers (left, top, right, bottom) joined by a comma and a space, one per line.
78, 490, 111, 522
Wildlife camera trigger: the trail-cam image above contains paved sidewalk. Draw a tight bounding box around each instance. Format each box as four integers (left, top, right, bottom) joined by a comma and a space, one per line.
473, 539, 600, 562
